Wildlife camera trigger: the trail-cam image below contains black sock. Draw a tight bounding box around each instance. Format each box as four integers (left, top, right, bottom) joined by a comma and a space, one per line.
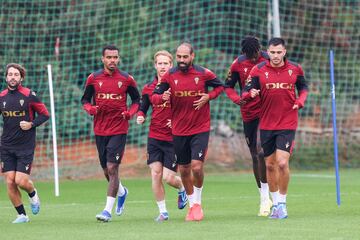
28, 190, 36, 198
15, 205, 26, 215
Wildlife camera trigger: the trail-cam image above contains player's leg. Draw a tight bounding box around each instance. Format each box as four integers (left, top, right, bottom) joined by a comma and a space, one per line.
14, 149, 40, 216
274, 130, 296, 219
261, 130, 279, 218
2, 149, 29, 223
95, 135, 109, 181
161, 140, 187, 209
173, 135, 193, 221
189, 131, 209, 221
245, 119, 271, 216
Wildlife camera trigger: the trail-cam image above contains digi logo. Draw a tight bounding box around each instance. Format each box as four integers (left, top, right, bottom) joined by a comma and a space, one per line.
96, 93, 122, 100
265, 83, 293, 90
2, 111, 26, 117
174, 90, 203, 97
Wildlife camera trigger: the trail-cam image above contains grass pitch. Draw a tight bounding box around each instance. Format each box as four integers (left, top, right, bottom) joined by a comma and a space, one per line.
0, 169, 359, 240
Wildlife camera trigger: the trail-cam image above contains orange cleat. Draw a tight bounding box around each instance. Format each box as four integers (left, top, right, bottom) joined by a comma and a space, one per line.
192, 204, 204, 221
185, 207, 195, 221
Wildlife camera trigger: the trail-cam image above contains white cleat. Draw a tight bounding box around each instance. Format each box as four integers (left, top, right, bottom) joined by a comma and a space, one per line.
258, 198, 272, 217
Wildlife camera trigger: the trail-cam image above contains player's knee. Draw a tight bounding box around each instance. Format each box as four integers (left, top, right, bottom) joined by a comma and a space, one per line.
14, 176, 27, 187
151, 169, 162, 180
162, 172, 174, 183
5, 176, 16, 186
191, 163, 203, 176
107, 165, 118, 176
266, 161, 276, 172
278, 159, 289, 172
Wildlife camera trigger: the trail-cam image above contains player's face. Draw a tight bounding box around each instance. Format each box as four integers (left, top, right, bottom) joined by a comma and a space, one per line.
6, 67, 22, 90
155, 55, 172, 78
102, 49, 120, 72
268, 44, 286, 67
176, 45, 194, 72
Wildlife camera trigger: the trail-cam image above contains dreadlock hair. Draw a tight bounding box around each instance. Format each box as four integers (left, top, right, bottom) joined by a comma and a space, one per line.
241, 36, 261, 59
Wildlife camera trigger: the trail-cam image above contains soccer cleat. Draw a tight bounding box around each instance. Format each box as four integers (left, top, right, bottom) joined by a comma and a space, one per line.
277, 202, 288, 219
12, 214, 29, 224
96, 210, 112, 222
177, 190, 188, 209
185, 207, 195, 221
155, 212, 169, 222
269, 205, 278, 219
258, 198, 272, 217
192, 204, 204, 221
115, 187, 128, 216
29, 190, 40, 215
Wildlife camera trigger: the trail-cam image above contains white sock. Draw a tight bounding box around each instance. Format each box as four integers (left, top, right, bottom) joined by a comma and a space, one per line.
260, 182, 270, 201
278, 193, 287, 203
270, 190, 279, 206
193, 186, 203, 205
179, 185, 185, 192
117, 181, 126, 196
188, 193, 195, 208
104, 196, 116, 214
157, 200, 167, 213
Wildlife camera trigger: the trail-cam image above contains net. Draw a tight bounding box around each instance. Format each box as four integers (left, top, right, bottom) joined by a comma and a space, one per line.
0, 0, 358, 179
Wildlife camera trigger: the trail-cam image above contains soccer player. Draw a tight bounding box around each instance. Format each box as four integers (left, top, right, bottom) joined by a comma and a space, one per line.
0, 63, 49, 223
242, 38, 308, 219
136, 50, 187, 222
152, 42, 224, 221
224, 36, 272, 216
81, 45, 140, 222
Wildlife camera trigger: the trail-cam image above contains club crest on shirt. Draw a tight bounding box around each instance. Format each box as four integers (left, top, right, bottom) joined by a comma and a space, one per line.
20, 99, 24, 106
288, 70, 293, 76
2, 102, 6, 108
174, 80, 178, 85
265, 72, 269, 79
99, 81, 103, 88
244, 68, 248, 73
31, 91, 36, 96
118, 81, 122, 88
194, 77, 199, 85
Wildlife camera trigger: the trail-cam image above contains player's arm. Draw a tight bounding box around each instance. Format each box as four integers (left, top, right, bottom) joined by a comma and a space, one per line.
242, 75, 261, 102
152, 82, 170, 105
293, 70, 309, 109
137, 92, 151, 124
81, 74, 98, 116
224, 68, 244, 105
123, 78, 140, 120
21, 91, 50, 130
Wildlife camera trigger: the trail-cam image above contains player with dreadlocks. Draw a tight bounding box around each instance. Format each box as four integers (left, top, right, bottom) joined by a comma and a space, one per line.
224, 36, 272, 216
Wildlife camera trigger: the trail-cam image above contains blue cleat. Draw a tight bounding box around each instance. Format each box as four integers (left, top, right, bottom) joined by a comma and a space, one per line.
177, 190, 188, 209
115, 187, 128, 216
29, 194, 40, 215
155, 212, 169, 222
277, 202, 288, 219
12, 214, 29, 224
269, 205, 278, 219
96, 210, 112, 222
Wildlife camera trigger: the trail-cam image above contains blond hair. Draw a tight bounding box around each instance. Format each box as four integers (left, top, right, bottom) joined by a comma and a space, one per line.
154, 50, 173, 64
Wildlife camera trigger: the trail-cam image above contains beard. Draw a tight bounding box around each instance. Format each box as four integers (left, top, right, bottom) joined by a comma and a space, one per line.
177, 61, 191, 72
7, 79, 21, 90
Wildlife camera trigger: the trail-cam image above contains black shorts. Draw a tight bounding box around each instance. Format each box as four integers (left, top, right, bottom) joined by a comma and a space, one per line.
95, 134, 127, 169
1, 148, 34, 174
260, 130, 296, 157
243, 118, 261, 151
147, 137, 177, 172
173, 131, 209, 165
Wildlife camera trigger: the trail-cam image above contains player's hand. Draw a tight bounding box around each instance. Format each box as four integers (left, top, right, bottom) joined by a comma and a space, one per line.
122, 111, 131, 120
250, 89, 260, 98
162, 88, 171, 101
193, 93, 209, 110
292, 104, 299, 110
89, 105, 99, 115
166, 119, 172, 128
136, 116, 145, 124
20, 121, 33, 130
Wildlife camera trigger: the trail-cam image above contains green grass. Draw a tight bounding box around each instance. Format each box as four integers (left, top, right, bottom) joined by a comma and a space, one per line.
0, 169, 359, 240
